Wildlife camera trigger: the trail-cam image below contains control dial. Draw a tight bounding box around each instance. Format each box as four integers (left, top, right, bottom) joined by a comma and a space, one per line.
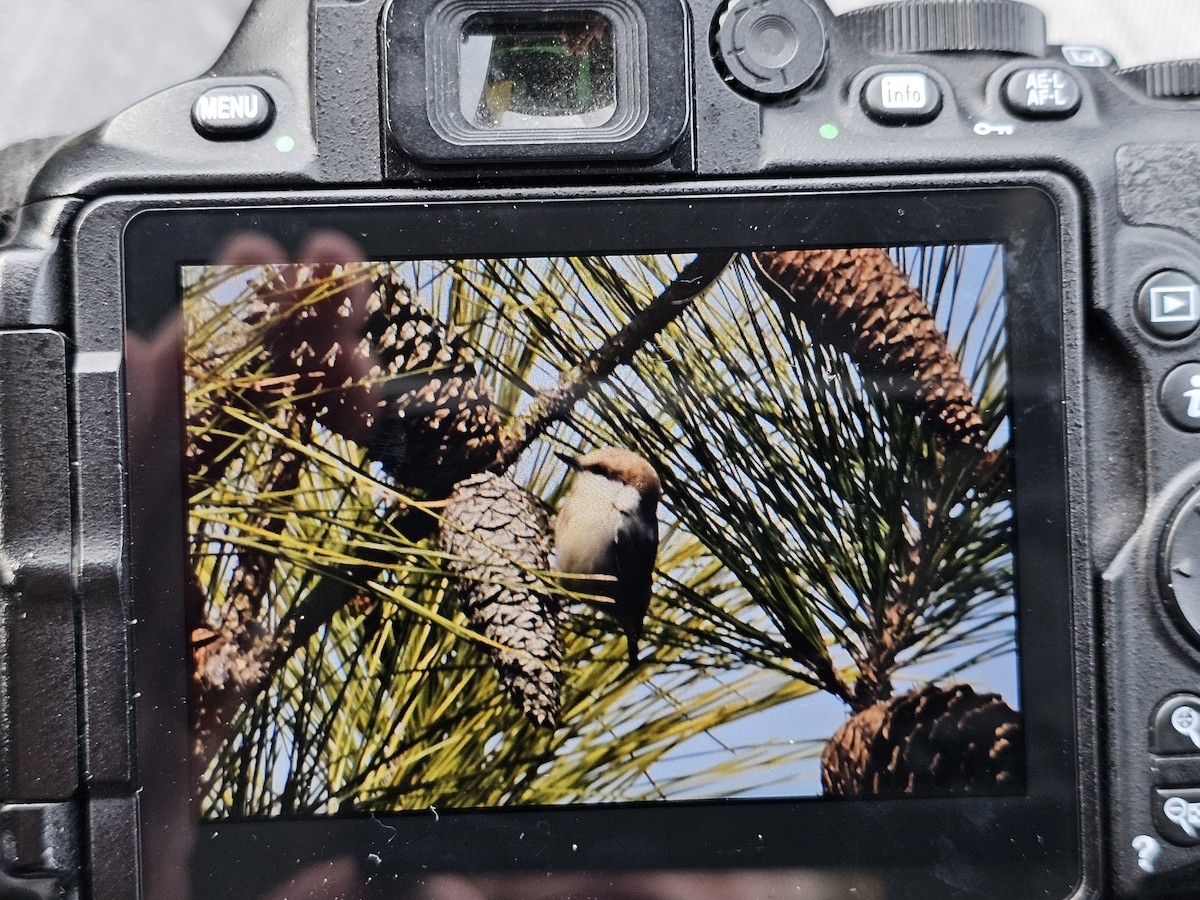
1160, 485, 1200, 647
1120, 60, 1200, 99
842, 0, 1046, 56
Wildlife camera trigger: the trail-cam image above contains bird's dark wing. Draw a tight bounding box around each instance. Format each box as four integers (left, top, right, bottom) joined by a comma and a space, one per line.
612, 507, 657, 668
613, 509, 657, 618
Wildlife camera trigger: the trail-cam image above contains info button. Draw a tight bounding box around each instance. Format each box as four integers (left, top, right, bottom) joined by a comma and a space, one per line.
1160, 363, 1200, 432
1139, 270, 1200, 340
862, 71, 943, 124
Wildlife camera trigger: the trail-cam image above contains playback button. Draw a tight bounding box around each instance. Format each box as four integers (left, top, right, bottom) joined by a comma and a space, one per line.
1138, 270, 1200, 340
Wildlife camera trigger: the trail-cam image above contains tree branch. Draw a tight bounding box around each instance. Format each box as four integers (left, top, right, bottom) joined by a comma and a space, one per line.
493, 251, 736, 469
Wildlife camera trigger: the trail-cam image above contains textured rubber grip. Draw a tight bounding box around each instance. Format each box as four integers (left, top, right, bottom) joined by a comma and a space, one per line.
1117, 142, 1200, 246
0, 137, 67, 244
0, 331, 76, 801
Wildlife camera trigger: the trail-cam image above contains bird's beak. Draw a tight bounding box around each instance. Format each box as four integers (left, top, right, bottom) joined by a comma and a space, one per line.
555, 450, 581, 470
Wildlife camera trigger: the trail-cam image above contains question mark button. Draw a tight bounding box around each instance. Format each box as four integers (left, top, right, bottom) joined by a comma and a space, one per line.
1132, 834, 1162, 874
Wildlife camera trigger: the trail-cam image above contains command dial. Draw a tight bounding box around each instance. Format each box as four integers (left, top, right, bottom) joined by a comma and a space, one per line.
842, 0, 1046, 56
1120, 60, 1200, 99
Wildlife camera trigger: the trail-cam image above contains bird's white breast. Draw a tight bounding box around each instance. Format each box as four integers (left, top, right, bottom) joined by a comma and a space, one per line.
555, 472, 640, 577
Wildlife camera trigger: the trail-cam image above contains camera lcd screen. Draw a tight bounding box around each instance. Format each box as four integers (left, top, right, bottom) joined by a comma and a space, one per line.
183, 246, 1019, 819
119, 185, 1079, 898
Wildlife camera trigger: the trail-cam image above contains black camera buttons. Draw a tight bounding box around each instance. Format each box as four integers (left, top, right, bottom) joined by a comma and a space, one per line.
861, 71, 943, 124
1159, 364, 1200, 433
1152, 695, 1200, 755
1002, 67, 1082, 118
1153, 788, 1200, 847
1138, 271, 1200, 340
191, 86, 275, 140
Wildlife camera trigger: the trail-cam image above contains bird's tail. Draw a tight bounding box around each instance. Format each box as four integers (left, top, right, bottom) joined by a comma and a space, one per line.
625, 630, 645, 673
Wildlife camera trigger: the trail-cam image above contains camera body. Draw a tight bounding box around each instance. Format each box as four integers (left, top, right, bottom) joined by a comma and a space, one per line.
2, 0, 1200, 897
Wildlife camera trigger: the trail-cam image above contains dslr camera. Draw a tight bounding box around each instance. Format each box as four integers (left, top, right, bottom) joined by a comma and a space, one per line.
2, 0, 1200, 896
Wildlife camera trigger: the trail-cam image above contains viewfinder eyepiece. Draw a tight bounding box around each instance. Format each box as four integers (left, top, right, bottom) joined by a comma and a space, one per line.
427, 1, 648, 149
459, 11, 619, 131
385, 0, 689, 164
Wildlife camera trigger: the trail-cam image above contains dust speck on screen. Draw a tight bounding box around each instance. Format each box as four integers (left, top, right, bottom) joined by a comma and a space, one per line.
180, 246, 1020, 821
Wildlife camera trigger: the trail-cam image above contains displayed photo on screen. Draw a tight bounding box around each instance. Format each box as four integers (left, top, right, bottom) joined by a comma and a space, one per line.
180, 245, 1020, 820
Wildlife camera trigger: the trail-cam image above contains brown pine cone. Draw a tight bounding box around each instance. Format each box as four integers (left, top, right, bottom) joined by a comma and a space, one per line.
439, 472, 563, 728
821, 684, 1024, 798
752, 248, 987, 454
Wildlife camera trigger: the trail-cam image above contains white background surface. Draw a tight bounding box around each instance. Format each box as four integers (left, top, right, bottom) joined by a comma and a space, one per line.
1, 0, 1199, 147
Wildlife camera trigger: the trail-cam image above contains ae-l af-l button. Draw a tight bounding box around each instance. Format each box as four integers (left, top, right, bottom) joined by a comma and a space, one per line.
1003, 67, 1082, 118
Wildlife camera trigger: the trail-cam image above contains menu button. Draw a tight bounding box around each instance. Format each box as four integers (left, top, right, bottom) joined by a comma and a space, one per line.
192, 86, 275, 139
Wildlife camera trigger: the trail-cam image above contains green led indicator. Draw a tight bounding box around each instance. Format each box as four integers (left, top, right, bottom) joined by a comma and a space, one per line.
275, 135, 296, 153
819, 123, 840, 140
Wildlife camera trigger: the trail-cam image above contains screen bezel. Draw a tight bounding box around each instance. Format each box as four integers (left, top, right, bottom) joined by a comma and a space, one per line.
120, 183, 1081, 899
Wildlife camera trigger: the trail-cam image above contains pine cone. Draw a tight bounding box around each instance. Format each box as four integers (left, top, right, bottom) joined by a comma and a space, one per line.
821, 684, 1024, 797
439, 472, 563, 727
362, 272, 501, 495
752, 249, 987, 453
252, 265, 502, 495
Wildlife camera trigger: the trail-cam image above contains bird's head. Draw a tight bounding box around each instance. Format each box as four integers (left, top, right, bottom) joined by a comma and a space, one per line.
557, 447, 662, 503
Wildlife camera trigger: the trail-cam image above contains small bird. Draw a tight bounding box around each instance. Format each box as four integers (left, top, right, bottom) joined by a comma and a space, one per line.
554, 447, 661, 668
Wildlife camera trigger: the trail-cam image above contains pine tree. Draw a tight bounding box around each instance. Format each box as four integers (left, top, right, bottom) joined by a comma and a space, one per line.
750, 248, 1018, 795
252, 265, 502, 495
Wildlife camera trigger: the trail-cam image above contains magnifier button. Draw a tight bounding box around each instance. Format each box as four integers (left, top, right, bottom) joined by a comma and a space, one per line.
1153, 694, 1200, 755
1154, 789, 1200, 846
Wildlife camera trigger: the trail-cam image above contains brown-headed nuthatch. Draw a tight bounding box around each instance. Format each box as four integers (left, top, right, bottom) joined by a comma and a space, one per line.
554, 447, 661, 668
